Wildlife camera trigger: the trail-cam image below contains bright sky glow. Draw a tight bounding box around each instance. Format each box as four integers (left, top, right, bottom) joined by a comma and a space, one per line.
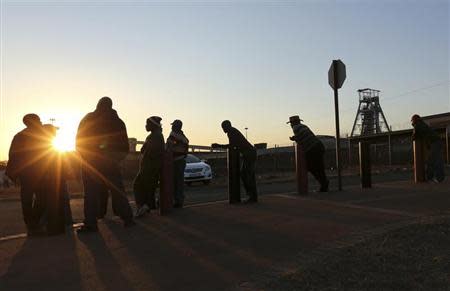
0, 0, 449, 160
40, 112, 80, 152
51, 123, 77, 152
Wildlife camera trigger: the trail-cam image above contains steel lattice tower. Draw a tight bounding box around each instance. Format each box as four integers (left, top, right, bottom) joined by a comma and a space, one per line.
350, 88, 391, 137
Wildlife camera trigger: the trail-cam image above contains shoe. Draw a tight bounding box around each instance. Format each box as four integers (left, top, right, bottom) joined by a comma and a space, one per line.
76, 224, 98, 234
243, 198, 257, 204
431, 177, 440, 184
124, 220, 136, 228
135, 204, 150, 218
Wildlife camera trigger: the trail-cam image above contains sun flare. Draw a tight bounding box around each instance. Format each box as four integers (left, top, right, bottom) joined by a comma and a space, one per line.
43, 113, 80, 153
52, 131, 76, 152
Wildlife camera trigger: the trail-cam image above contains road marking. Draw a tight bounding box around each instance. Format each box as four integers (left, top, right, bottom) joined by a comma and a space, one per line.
0, 223, 84, 243
0, 187, 434, 243
0, 233, 27, 242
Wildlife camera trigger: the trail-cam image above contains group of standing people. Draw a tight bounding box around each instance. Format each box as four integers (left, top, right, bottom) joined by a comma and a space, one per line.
133, 116, 189, 218
6, 114, 72, 236
5, 96, 331, 236
74, 97, 190, 232
6, 96, 259, 235
6, 96, 444, 236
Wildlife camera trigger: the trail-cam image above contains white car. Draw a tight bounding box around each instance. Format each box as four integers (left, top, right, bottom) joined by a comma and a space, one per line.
184, 154, 213, 185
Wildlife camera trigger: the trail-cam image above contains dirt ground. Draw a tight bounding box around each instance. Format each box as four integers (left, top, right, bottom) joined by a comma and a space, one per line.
264, 217, 450, 291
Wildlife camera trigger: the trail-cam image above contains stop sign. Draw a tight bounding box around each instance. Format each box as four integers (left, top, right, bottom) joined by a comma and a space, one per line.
328, 59, 346, 90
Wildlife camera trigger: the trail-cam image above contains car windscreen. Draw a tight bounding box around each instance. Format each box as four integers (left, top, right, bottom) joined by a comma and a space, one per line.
185, 155, 201, 164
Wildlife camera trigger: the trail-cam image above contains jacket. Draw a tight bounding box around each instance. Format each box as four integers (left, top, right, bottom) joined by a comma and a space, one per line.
166, 130, 189, 161
6, 127, 46, 180
76, 108, 129, 165
140, 129, 165, 171
291, 123, 321, 153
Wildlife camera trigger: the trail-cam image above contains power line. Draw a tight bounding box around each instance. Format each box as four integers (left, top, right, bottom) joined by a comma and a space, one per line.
381, 80, 450, 104
341, 80, 450, 114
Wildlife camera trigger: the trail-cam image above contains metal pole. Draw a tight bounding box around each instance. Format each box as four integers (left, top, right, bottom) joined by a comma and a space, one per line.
359, 141, 371, 188
333, 61, 342, 191
413, 140, 426, 183
347, 136, 351, 167
227, 147, 241, 203
446, 126, 449, 165
295, 142, 308, 195
388, 132, 392, 166
159, 150, 174, 215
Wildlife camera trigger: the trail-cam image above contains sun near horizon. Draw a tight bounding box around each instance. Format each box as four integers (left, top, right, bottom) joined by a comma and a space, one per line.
47, 115, 79, 153
52, 131, 76, 152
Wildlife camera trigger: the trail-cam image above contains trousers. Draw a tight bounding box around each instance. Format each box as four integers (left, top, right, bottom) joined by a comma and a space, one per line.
82, 162, 133, 227
305, 143, 328, 189
241, 152, 257, 200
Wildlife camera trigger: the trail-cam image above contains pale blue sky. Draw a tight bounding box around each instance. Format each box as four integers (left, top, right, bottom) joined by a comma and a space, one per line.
0, 0, 449, 159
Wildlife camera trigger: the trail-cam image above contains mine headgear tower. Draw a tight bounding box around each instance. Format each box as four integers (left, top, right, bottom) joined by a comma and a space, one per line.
350, 88, 390, 137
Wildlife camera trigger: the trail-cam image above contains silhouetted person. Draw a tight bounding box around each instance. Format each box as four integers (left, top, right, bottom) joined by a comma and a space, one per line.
212, 120, 258, 203
411, 114, 445, 183
76, 97, 135, 233
41, 124, 71, 235
288, 115, 329, 192
166, 119, 189, 208
6, 114, 46, 235
134, 116, 165, 217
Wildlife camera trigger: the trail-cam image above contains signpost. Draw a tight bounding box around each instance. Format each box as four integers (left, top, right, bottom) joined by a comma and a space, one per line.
328, 59, 346, 191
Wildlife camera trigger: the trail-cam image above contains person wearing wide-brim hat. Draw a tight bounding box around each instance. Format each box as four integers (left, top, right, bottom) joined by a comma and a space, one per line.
134, 116, 165, 217
287, 115, 329, 192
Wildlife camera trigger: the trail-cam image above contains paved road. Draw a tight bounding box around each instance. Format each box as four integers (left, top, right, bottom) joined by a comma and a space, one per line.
0, 175, 448, 291
0, 171, 415, 237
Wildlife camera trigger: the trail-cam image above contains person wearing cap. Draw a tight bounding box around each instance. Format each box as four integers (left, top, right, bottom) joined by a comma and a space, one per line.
134, 116, 165, 217
212, 120, 258, 203
6, 114, 47, 235
76, 97, 135, 233
166, 119, 189, 208
288, 115, 329, 192
411, 114, 445, 183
